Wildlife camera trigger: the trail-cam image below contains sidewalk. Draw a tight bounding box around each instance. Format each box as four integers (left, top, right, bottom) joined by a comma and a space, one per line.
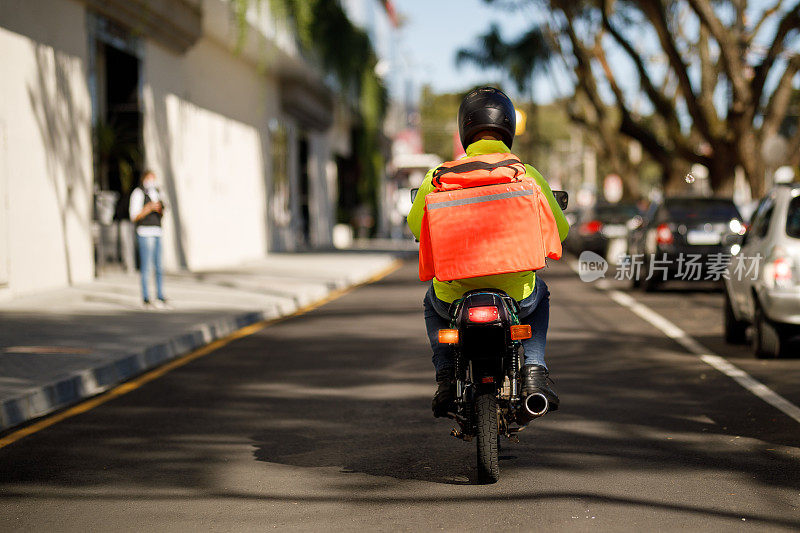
0, 252, 403, 432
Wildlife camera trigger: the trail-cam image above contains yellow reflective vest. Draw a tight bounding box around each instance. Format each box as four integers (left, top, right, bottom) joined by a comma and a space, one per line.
407, 139, 569, 303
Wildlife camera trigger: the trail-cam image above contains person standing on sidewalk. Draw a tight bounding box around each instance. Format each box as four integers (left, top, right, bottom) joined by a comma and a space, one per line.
129, 170, 168, 309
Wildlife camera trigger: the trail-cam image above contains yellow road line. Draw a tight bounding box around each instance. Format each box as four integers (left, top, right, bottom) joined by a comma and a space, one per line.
0, 259, 403, 450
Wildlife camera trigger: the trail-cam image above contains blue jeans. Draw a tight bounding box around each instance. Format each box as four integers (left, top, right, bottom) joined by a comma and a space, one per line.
423, 276, 550, 378
137, 235, 164, 302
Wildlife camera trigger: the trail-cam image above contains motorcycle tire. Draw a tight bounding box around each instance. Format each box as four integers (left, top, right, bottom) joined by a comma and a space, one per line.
475, 393, 500, 484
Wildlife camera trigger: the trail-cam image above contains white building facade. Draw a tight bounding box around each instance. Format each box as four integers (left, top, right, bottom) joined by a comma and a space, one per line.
0, 0, 352, 298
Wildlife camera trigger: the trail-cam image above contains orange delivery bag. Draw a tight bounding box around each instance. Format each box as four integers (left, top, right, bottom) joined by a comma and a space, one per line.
418, 153, 562, 282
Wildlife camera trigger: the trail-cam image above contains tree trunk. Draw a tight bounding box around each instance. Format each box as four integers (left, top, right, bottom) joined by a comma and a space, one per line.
603, 138, 641, 200
707, 145, 737, 196
622, 167, 640, 201
663, 161, 690, 195
737, 131, 766, 198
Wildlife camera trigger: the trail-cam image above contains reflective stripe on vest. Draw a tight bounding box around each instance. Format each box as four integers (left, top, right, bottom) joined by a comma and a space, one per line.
426, 187, 534, 211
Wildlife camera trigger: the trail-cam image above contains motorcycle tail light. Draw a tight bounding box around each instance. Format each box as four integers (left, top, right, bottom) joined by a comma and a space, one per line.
510, 324, 532, 340
438, 329, 459, 344
656, 223, 673, 245
467, 306, 499, 323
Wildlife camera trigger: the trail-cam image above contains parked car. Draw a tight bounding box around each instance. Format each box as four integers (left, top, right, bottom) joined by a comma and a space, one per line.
627, 196, 745, 290
566, 203, 641, 263
724, 184, 800, 358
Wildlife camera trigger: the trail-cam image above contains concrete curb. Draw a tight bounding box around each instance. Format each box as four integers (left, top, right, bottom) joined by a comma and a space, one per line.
0, 258, 402, 432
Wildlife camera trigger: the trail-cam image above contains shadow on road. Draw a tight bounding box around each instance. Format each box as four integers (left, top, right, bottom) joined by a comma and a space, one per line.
1, 262, 799, 529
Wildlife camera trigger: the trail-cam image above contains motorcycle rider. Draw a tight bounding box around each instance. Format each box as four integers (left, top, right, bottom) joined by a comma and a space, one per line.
407, 86, 569, 418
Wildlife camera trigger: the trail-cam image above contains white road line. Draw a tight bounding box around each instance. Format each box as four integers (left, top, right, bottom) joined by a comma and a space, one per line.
607, 289, 800, 424
568, 260, 800, 424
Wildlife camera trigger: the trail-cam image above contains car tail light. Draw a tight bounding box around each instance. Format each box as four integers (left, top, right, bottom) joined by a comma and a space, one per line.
773, 257, 793, 287
580, 220, 603, 235
656, 223, 673, 245
467, 306, 499, 323
729, 218, 747, 236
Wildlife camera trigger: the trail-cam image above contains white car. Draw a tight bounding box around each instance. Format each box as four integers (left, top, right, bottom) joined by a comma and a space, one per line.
724, 184, 800, 358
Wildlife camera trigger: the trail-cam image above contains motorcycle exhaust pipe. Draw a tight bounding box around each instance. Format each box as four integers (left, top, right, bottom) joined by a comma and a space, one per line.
517, 392, 549, 424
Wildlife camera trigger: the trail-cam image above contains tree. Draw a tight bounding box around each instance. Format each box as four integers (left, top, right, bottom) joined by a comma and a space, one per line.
232, 0, 389, 212
465, 0, 800, 196
458, 2, 649, 198
418, 86, 463, 161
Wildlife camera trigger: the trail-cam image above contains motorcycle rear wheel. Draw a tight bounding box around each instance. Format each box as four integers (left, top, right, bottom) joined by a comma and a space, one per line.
475, 393, 500, 484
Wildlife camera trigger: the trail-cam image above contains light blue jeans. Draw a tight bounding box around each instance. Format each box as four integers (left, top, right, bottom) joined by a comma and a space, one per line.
137, 235, 164, 302
423, 276, 550, 379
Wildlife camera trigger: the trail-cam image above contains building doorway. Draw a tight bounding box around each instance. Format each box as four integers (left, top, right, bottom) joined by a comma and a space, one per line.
298, 134, 311, 247
88, 14, 143, 270
98, 44, 141, 207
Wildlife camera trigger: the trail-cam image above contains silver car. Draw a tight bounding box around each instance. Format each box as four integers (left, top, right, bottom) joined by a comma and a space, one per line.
724, 184, 800, 358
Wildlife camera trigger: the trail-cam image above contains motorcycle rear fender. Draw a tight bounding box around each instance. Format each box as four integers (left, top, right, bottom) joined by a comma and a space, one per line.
459, 324, 507, 361
470, 358, 505, 391
454, 291, 516, 362
454, 291, 517, 327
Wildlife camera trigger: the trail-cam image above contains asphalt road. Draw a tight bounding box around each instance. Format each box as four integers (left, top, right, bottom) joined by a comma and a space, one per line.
1, 260, 799, 531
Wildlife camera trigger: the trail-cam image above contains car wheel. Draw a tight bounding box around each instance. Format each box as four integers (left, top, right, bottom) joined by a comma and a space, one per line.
723, 290, 748, 344
753, 302, 781, 359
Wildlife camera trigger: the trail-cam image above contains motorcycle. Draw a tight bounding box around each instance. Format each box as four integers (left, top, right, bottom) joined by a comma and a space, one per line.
432, 190, 569, 484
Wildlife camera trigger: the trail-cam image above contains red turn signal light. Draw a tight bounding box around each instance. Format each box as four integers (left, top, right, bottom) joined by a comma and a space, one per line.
510, 324, 532, 340
468, 306, 499, 323
438, 329, 459, 344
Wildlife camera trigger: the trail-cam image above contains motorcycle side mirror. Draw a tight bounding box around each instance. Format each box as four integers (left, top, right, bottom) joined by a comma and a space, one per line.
410, 188, 419, 203
552, 190, 569, 211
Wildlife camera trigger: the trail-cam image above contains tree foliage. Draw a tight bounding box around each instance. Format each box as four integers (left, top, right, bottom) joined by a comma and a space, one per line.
418, 86, 464, 161
456, 24, 553, 93
232, 0, 389, 208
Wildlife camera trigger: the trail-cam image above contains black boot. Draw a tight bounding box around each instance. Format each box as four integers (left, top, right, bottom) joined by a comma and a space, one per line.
520, 364, 559, 412
432, 370, 455, 418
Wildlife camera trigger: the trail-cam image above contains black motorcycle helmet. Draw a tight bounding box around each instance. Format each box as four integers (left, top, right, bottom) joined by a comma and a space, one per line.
457, 86, 516, 149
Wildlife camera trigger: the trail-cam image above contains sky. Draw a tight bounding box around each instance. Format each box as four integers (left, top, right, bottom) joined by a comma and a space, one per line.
392, 0, 560, 102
